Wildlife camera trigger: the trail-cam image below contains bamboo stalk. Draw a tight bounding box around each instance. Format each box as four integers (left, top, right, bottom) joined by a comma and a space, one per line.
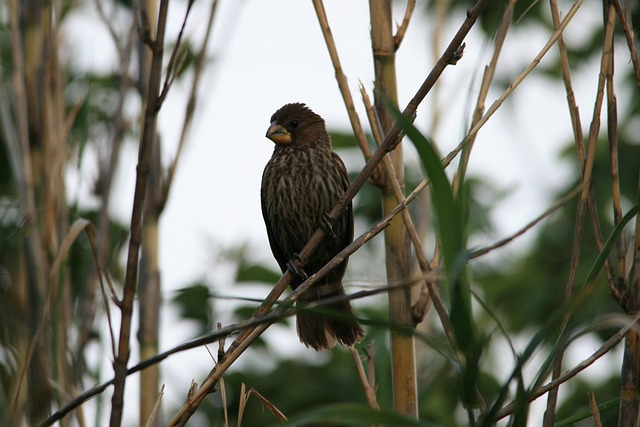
369, 0, 418, 418
137, 0, 161, 423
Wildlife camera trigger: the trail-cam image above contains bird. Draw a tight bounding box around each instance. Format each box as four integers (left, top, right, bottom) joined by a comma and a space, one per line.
260, 102, 365, 351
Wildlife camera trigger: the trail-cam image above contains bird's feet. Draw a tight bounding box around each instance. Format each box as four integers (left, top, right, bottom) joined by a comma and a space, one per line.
319, 213, 337, 239
287, 253, 309, 281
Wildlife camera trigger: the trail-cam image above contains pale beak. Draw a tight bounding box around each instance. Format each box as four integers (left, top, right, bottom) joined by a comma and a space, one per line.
266, 122, 292, 144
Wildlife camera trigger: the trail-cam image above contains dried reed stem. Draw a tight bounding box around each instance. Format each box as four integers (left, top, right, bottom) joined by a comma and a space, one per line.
588, 391, 603, 427
543, 3, 616, 424
349, 346, 380, 413
109, 0, 170, 425
470, 184, 584, 259
393, 0, 416, 49
611, 0, 640, 89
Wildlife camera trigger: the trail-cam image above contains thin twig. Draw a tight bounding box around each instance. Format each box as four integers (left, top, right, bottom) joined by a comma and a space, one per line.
588, 391, 603, 427
393, 0, 416, 50
606, 10, 625, 292
454, 0, 514, 192
551, 0, 617, 300
549, 0, 584, 159
85, 14, 135, 375
110, 0, 170, 424
311, 0, 385, 186
157, 0, 196, 106
361, 86, 434, 316
349, 347, 380, 413
219, 375, 229, 427
470, 184, 583, 259
144, 384, 165, 427
611, 0, 640, 89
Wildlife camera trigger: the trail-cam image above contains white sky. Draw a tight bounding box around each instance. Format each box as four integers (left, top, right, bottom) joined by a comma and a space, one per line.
59, 0, 624, 424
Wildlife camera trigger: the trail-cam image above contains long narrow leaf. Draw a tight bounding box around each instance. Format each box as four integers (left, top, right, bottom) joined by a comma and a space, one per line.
389, 107, 474, 352
273, 403, 428, 426
554, 398, 619, 426
584, 201, 640, 285
390, 112, 459, 270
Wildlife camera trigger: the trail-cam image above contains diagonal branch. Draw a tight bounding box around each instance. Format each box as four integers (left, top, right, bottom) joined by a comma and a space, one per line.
157, 0, 196, 106
611, 0, 640, 89
470, 184, 584, 259
393, 0, 416, 50
453, 0, 514, 192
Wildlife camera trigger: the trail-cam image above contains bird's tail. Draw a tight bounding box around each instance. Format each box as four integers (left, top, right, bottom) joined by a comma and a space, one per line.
296, 280, 365, 351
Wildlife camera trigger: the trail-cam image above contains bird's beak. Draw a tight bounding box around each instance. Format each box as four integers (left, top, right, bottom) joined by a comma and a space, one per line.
266, 122, 292, 144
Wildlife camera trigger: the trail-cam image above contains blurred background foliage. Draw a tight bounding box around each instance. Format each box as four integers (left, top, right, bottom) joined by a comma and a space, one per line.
1, 0, 639, 425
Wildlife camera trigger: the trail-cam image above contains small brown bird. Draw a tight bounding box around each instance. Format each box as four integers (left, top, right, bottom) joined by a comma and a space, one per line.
261, 103, 365, 350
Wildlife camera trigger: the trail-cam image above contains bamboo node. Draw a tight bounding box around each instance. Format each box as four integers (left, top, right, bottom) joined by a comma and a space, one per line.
372, 48, 395, 58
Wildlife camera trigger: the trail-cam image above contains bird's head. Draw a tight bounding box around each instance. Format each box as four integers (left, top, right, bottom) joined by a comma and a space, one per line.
266, 103, 329, 146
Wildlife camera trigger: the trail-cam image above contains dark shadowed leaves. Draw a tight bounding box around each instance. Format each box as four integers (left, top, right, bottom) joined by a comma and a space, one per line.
172, 283, 214, 333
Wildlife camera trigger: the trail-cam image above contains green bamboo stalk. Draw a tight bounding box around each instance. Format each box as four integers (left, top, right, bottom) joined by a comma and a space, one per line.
137, 0, 161, 424
369, 0, 417, 418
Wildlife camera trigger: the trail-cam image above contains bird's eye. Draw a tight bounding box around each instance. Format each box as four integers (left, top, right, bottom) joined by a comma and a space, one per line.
289, 120, 300, 128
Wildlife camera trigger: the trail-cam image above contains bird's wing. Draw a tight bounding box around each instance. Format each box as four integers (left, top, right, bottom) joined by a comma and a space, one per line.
332, 151, 354, 252
260, 173, 289, 273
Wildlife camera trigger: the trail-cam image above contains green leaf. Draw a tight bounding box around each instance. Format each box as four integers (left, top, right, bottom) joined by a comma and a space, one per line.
393, 116, 459, 270
172, 284, 213, 332
554, 397, 619, 426
236, 263, 281, 284
388, 107, 474, 352
273, 403, 429, 426
584, 200, 640, 285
